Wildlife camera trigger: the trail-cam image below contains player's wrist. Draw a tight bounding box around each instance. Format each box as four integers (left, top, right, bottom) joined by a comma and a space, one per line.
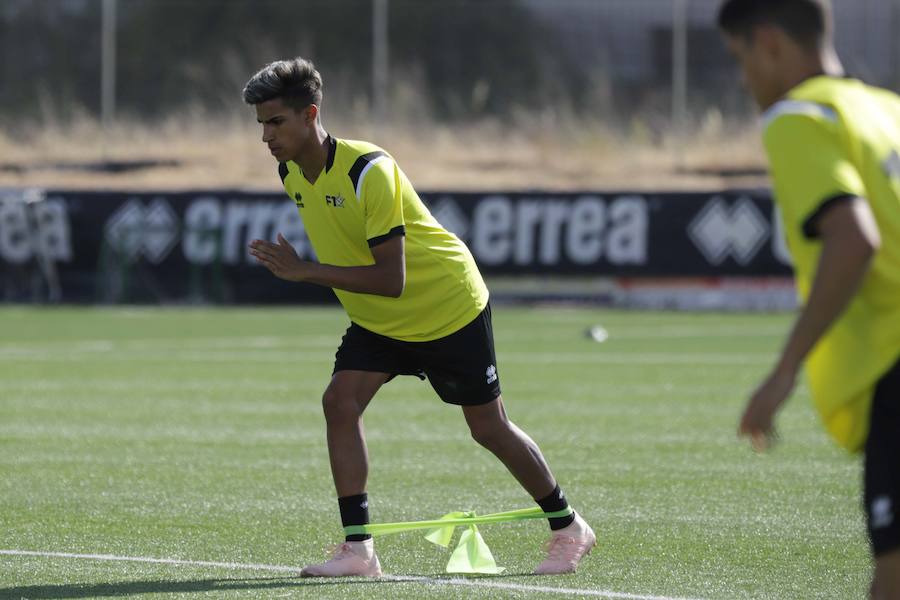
293, 260, 316, 282
772, 356, 800, 382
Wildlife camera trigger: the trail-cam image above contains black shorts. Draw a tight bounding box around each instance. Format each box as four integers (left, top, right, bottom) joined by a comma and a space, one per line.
864, 355, 900, 556
333, 304, 501, 406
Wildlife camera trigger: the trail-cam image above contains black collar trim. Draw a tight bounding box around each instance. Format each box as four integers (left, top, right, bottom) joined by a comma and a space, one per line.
325, 134, 337, 172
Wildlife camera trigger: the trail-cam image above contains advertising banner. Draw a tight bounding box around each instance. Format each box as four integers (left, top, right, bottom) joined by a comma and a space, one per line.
0, 188, 792, 303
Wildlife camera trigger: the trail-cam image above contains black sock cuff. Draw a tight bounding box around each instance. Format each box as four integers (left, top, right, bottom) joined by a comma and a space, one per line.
536, 485, 575, 531
536, 485, 568, 513
338, 493, 371, 542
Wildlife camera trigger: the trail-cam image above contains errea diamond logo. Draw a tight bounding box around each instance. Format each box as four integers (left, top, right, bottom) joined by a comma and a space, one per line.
103, 199, 144, 261
688, 196, 769, 266
104, 198, 180, 264
429, 197, 469, 240
143, 200, 180, 263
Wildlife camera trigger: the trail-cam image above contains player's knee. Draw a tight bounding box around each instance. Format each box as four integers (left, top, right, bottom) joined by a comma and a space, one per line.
321, 386, 362, 424
468, 418, 508, 449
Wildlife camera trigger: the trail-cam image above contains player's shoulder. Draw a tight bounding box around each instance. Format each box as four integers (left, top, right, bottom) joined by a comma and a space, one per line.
763, 98, 838, 135
335, 138, 393, 166
761, 98, 842, 159
763, 76, 852, 134
863, 82, 900, 119
333, 137, 395, 192
764, 77, 900, 146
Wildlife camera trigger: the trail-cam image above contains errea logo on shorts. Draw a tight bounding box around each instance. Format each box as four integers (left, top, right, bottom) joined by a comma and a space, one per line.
883, 149, 900, 180
872, 495, 894, 529
486, 365, 498, 384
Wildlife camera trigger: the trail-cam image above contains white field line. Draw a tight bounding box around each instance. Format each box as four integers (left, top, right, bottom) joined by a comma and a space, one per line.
0, 549, 300, 574
0, 549, 707, 600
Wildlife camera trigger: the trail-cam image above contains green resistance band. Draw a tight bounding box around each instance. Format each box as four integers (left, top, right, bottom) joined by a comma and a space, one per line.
343, 506, 574, 574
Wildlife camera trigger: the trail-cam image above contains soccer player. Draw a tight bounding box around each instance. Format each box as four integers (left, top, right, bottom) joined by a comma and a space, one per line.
717, 0, 900, 597
242, 57, 595, 577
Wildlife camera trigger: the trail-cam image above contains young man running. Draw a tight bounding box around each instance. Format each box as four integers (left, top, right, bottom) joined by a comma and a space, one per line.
718, 1, 900, 597
242, 57, 594, 577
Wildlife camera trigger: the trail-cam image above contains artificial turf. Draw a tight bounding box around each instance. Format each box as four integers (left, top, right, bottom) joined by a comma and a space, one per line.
0, 306, 870, 599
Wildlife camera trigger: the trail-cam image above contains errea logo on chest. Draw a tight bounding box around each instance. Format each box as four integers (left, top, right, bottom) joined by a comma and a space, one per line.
325, 194, 345, 208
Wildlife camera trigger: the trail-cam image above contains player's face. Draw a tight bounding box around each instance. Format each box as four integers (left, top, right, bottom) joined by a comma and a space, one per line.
255, 98, 315, 163
724, 31, 784, 111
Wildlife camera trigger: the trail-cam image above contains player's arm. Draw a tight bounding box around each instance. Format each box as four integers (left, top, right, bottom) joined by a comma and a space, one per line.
739, 109, 877, 450
770, 197, 881, 376
249, 233, 406, 297
739, 197, 880, 448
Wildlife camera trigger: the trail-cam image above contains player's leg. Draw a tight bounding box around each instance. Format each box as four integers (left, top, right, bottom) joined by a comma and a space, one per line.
872, 551, 900, 600
421, 304, 595, 574
302, 322, 416, 578
461, 396, 596, 574
322, 369, 390, 499
462, 396, 556, 500
301, 369, 389, 578
865, 359, 900, 598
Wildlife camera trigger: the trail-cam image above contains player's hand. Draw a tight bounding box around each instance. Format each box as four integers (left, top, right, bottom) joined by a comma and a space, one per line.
248, 233, 309, 282
738, 367, 796, 452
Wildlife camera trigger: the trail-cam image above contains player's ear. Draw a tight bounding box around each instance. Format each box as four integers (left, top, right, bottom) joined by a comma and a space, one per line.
303, 104, 319, 125
753, 24, 783, 58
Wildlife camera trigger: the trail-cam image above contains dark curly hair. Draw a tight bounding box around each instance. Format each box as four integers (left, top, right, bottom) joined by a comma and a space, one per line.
242, 57, 323, 111
718, 0, 831, 48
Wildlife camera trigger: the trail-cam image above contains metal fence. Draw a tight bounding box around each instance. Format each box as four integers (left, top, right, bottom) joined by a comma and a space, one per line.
2, 0, 899, 129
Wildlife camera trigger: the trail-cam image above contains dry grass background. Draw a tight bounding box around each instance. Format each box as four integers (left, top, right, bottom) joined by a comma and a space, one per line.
0, 108, 770, 192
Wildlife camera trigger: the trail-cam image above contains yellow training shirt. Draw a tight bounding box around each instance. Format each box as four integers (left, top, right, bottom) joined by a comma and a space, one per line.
762, 76, 900, 452
279, 136, 489, 342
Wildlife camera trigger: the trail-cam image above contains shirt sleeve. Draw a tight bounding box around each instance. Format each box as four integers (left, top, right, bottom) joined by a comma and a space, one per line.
763, 111, 866, 239
359, 156, 406, 247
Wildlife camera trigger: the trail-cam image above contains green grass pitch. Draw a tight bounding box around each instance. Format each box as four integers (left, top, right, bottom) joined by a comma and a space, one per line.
0, 306, 870, 599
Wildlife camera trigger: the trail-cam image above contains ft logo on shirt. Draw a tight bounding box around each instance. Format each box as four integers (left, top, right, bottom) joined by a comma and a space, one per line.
325, 195, 345, 208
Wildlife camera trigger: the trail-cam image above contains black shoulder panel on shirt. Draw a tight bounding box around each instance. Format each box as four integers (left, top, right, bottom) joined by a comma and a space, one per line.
348, 151, 388, 192
278, 162, 289, 182
801, 193, 857, 239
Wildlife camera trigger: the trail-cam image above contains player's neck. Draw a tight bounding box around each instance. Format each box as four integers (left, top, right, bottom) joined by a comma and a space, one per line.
782, 47, 845, 94
294, 126, 330, 184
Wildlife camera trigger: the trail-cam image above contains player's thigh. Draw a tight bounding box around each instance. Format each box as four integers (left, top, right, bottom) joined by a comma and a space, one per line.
873, 549, 900, 599
333, 322, 423, 390
419, 305, 501, 407
323, 370, 391, 417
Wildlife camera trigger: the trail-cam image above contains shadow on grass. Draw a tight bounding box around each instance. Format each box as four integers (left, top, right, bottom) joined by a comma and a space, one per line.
0, 572, 544, 599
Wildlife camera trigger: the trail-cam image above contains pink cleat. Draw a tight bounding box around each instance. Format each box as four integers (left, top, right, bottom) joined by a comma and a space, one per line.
300, 538, 383, 578
534, 513, 596, 575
